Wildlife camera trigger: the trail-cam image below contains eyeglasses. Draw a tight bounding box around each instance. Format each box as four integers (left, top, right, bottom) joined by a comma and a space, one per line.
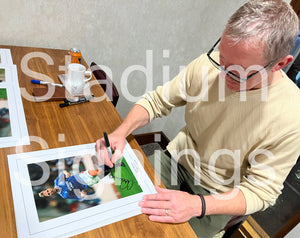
207, 38, 274, 82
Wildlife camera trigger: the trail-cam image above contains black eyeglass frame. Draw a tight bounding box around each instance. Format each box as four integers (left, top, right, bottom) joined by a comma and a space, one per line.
207, 38, 274, 82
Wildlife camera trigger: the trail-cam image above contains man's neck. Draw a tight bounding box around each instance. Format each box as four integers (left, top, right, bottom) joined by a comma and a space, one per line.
270, 70, 283, 85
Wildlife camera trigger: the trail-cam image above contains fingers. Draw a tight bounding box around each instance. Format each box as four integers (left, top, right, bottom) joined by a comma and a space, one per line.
155, 185, 172, 193
140, 189, 195, 224
140, 205, 176, 223
111, 149, 122, 164
141, 208, 175, 223
95, 138, 101, 154
142, 208, 167, 216
143, 186, 174, 201
95, 134, 125, 168
139, 200, 171, 210
149, 215, 174, 223
139, 187, 173, 220
95, 137, 114, 168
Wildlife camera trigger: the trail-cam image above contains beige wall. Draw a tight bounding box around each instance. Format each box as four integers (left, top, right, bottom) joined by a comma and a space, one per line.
1, 0, 249, 139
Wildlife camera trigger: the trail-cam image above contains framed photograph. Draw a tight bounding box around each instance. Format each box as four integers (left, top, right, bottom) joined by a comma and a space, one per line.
0, 48, 13, 66
0, 68, 5, 82
0, 65, 29, 148
8, 142, 156, 238
0, 90, 11, 137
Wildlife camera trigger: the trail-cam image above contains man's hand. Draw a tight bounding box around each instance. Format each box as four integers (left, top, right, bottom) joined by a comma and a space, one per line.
139, 186, 202, 223
95, 105, 150, 168
95, 131, 125, 168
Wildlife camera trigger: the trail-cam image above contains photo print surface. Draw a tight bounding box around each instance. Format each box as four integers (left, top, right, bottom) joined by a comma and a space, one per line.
0, 88, 11, 137
8, 142, 155, 238
30, 154, 143, 222
0, 68, 5, 82
0, 65, 29, 148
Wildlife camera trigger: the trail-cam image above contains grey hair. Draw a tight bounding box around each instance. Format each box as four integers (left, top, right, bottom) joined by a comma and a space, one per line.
224, 0, 299, 62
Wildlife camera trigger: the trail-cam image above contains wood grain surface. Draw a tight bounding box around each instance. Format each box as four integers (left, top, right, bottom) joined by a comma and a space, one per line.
0, 45, 196, 238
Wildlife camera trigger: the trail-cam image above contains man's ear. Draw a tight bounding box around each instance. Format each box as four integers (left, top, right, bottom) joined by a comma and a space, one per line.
271, 55, 294, 72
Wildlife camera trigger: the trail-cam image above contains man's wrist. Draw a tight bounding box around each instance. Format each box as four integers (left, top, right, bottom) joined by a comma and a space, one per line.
192, 194, 204, 218
196, 194, 206, 219
114, 126, 129, 138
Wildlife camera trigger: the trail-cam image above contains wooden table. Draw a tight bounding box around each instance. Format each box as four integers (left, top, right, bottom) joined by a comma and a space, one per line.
0, 45, 196, 238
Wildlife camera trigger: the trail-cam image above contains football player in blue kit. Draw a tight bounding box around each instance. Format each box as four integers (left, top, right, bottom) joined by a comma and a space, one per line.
39, 169, 101, 200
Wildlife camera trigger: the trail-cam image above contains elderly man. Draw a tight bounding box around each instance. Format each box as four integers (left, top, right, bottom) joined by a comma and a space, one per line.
96, 0, 300, 237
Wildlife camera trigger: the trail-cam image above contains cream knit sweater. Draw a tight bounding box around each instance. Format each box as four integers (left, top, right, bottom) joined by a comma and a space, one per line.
136, 53, 300, 214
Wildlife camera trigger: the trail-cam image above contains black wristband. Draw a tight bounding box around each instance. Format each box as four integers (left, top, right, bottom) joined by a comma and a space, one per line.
197, 194, 206, 219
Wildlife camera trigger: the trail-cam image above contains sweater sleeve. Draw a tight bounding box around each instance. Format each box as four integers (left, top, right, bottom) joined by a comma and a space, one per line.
238, 129, 300, 215
136, 54, 208, 121
136, 69, 187, 121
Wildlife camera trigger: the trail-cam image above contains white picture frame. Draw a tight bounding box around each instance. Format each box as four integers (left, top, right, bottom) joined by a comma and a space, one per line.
0, 48, 13, 66
8, 142, 156, 238
0, 65, 29, 148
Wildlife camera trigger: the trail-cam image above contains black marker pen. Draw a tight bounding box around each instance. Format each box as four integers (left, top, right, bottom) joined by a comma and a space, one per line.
59, 95, 94, 108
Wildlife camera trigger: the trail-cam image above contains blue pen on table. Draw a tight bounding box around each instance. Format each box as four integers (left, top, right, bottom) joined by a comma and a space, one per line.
103, 131, 113, 159
31, 79, 64, 87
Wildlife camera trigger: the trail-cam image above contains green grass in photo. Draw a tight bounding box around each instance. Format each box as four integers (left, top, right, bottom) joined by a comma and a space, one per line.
0, 88, 7, 99
110, 157, 143, 198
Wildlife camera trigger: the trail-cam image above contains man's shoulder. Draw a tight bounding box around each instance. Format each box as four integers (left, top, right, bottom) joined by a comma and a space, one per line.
286, 77, 300, 96
184, 52, 219, 90
280, 76, 300, 106
268, 77, 300, 129
188, 52, 217, 68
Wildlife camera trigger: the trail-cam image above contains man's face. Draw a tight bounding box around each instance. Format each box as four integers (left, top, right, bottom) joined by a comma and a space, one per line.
218, 36, 272, 91
42, 188, 54, 197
